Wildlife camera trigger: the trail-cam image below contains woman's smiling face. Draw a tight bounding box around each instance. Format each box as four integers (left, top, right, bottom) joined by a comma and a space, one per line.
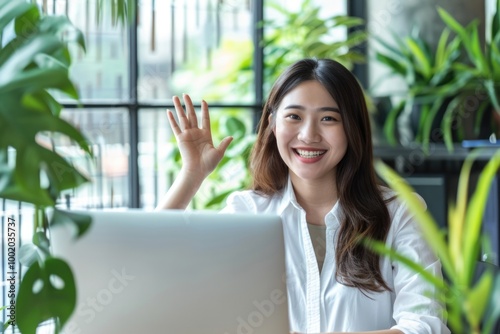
272, 80, 348, 184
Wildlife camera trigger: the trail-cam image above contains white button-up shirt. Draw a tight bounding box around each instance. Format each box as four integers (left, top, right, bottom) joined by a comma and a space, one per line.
220, 177, 450, 334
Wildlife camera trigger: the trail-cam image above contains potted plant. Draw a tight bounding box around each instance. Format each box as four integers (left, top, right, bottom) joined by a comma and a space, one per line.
372, 149, 500, 334
375, 0, 500, 153
373, 27, 471, 152
0, 0, 132, 332
436, 0, 500, 151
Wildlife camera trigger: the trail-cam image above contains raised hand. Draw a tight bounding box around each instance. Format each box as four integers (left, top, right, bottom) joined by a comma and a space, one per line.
167, 94, 233, 180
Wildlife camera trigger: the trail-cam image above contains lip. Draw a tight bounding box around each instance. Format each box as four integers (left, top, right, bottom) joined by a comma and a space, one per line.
292, 148, 327, 163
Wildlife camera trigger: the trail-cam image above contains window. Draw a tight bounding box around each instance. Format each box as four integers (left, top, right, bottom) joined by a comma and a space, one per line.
35, 0, 349, 209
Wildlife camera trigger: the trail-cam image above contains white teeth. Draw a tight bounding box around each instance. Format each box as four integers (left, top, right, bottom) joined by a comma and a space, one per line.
296, 149, 326, 158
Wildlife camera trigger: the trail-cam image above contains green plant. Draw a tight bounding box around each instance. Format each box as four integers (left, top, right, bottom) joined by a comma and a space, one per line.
372, 149, 500, 334
436, 0, 500, 150
373, 27, 471, 151
0, 0, 132, 332
263, 0, 367, 93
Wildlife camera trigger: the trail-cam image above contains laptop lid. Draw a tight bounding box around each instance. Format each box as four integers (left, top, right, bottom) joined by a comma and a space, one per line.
50, 210, 289, 334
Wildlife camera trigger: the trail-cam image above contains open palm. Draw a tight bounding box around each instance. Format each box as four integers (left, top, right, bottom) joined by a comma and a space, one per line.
167, 94, 233, 179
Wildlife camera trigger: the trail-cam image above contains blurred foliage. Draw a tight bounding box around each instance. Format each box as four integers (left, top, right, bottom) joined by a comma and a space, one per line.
436, 1, 500, 151
0, 0, 132, 332
262, 0, 367, 94
373, 27, 467, 151
372, 149, 500, 334
375, 0, 500, 152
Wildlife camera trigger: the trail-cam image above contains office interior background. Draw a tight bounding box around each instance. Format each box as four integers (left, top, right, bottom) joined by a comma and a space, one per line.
1, 0, 500, 327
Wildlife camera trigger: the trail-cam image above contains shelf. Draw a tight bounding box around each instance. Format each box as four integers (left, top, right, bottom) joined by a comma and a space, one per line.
374, 144, 500, 161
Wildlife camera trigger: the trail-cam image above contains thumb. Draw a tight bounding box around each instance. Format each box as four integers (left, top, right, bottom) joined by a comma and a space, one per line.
217, 136, 233, 155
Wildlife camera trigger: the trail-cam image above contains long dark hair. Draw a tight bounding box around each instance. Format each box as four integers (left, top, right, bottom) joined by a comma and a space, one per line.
249, 58, 391, 292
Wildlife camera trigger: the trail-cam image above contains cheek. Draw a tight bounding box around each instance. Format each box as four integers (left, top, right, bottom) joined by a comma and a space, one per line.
274, 124, 291, 145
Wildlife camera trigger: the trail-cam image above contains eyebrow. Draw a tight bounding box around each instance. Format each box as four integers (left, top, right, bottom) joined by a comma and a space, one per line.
283, 104, 341, 113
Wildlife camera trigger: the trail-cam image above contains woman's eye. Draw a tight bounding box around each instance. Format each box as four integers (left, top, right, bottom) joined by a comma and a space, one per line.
286, 114, 301, 120
322, 116, 338, 122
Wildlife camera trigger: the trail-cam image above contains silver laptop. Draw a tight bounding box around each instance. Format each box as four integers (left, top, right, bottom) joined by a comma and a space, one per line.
50, 210, 289, 334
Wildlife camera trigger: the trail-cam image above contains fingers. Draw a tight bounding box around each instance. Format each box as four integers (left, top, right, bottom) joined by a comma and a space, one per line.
217, 136, 233, 154
166, 109, 181, 136
201, 100, 211, 131
172, 95, 189, 130
172, 94, 203, 131
182, 93, 198, 128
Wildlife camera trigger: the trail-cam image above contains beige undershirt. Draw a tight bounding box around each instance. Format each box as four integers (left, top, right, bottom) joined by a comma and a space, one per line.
307, 223, 327, 273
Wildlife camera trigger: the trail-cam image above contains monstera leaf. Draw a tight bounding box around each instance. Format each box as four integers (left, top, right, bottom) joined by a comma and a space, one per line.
0, 1, 91, 206
0, 0, 133, 332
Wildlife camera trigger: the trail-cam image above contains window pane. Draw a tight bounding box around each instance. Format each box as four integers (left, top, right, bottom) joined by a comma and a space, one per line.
56, 109, 130, 208
263, 0, 349, 92
40, 0, 130, 101
139, 107, 255, 210
137, 0, 254, 104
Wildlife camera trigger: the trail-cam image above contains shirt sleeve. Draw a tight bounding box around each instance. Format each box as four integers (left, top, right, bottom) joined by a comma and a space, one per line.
219, 191, 256, 214
388, 195, 451, 334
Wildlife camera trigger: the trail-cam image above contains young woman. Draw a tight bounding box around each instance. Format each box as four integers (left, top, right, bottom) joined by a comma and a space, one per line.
157, 58, 450, 334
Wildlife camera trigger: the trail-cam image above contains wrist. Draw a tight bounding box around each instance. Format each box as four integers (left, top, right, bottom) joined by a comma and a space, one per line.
178, 168, 206, 187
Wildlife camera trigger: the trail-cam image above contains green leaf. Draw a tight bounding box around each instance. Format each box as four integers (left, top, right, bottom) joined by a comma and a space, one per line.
465, 270, 493, 329
21, 90, 62, 116
225, 134, 256, 159
406, 37, 432, 79
421, 97, 445, 153
39, 15, 86, 52
438, 7, 468, 40
364, 238, 446, 290
204, 189, 235, 208
222, 116, 246, 140
12, 1, 40, 37
463, 150, 500, 286
0, 34, 61, 87
435, 28, 451, 69
441, 95, 464, 152
0, 66, 72, 95
383, 100, 405, 145
0, 160, 54, 206
374, 160, 455, 281
16, 258, 76, 334
493, 0, 500, 38
0, 0, 34, 34
330, 15, 364, 28
490, 36, 500, 78
50, 209, 92, 239
482, 272, 500, 334
469, 26, 489, 74
39, 146, 90, 192
375, 53, 407, 77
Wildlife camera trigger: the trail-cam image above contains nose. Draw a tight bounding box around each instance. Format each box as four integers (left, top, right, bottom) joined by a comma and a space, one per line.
297, 120, 321, 144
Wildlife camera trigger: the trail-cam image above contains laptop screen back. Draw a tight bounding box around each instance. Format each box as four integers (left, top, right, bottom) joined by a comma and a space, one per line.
50, 210, 289, 334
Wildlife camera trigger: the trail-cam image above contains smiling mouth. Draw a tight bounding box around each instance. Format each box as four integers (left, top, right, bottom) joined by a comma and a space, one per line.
294, 149, 327, 158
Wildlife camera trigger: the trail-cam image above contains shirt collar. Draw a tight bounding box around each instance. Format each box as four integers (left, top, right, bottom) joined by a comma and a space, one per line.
277, 175, 301, 215
276, 175, 343, 224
